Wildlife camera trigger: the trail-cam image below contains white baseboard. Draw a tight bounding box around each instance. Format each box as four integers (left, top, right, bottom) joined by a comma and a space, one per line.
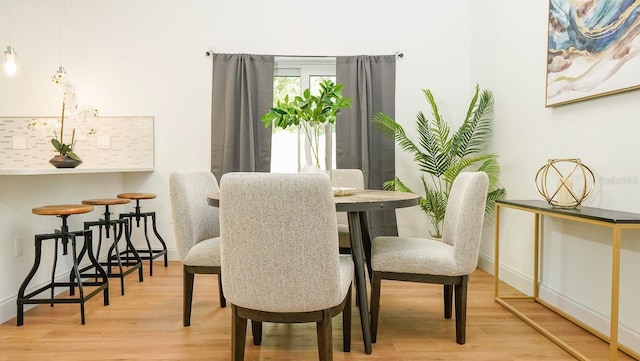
477, 253, 532, 294
0, 275, 65, 325
478, 253, 640, 355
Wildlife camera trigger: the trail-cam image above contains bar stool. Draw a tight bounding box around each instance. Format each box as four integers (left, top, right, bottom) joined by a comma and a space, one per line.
116, 193, 168, 276
74, 198, 144, 296
17, 204, 109, 326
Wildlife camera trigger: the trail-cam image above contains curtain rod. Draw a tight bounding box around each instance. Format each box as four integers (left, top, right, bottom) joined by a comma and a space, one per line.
205, 51, 404, 58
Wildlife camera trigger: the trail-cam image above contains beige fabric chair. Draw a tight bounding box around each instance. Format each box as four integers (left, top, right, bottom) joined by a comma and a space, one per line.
330, 169, 365, 252
219, 172, 353, 361
169, 170, 225, 327
370, 171, 489, 344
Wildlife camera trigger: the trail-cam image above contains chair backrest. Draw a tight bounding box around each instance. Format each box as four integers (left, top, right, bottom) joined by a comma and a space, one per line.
330, 169, 364, 190
330, 169, 365, 225
169, 171, 220, 261
219, 172, 341, 313
441, 172, 489, 274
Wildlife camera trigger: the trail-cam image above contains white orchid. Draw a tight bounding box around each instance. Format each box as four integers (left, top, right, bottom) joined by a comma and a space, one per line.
72, 105, 99, 123
27, 118, 61, 137
38, 71, 100, 160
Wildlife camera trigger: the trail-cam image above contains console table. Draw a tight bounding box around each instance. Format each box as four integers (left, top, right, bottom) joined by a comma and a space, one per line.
494, 199, 640, 361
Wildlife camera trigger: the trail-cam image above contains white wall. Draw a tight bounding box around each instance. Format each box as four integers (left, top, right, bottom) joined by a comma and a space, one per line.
2, 0, 638, 354
0, 0, 472, 323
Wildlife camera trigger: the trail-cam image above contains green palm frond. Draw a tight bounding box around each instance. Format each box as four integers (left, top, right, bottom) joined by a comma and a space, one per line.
451, 86, 494, 157
373, 112, 422, 160
476, 156, 502, 191
420, 175, 447, 237
442, 154, 498, 186
414, 110, 448, 176
413, 110, 450, 177
423, 89, 451, 156
383, 178, 414, 193
486, 187, 507, 215
422, 90, 453, 177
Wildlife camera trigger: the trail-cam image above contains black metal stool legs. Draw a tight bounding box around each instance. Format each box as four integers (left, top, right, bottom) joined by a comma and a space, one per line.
75, 205, 143, 295
119, 200, 168, 276
17, 214, 109, 326
110, 220, 145, 283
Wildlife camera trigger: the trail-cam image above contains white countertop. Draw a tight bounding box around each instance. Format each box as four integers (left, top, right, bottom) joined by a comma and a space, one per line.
0, 167, 154, 175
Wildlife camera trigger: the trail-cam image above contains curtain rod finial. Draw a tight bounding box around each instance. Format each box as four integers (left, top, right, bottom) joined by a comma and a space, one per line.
206, 50, 212, 57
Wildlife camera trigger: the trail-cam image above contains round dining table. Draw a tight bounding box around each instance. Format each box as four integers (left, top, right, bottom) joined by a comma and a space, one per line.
207, 189, 419, 354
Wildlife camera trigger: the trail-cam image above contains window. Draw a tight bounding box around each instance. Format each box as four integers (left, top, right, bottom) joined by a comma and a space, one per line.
269, 57, 336, 173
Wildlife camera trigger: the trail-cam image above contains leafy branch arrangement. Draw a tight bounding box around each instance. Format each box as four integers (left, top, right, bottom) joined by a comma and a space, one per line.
261, 79, 351, 169
373, 84, 506, 238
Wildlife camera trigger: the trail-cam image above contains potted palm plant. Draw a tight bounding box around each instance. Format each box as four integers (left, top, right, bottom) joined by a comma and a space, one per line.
373, 84, 506, 238
261, 79, 351, 170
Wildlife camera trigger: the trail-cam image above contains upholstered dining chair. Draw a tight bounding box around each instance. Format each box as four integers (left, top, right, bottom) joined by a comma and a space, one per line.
219, 172, 353, 361
370, 171, 489, 345
169, 170, 225, 327
330, 169, 365, 253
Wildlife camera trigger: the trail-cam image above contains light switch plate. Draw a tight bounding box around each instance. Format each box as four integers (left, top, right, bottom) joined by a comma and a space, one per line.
97, 135, 111, 149
12, 136, 27, 150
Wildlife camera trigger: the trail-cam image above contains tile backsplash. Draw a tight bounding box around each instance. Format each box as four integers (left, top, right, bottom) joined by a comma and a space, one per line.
0, 116, 154, 169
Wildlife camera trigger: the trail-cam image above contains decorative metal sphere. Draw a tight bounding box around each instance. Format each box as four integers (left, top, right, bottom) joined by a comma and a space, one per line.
535, 158, 595, 208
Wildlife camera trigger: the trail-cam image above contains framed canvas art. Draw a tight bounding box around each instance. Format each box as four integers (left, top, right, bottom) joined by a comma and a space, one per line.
546, 0, 640, 107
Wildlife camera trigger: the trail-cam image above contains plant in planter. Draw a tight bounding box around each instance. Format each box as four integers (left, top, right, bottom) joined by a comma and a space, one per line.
373, 84, 506, 238
261, 79, 352, 170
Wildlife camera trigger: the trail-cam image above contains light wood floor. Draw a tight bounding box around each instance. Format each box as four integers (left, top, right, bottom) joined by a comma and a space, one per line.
0, 261, 634, 361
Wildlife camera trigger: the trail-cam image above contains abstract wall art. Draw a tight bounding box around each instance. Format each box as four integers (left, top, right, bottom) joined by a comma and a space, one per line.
546, 0, 640, 106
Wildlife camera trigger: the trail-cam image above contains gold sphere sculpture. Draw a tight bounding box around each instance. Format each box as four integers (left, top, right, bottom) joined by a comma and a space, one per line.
535, 158, 595, 208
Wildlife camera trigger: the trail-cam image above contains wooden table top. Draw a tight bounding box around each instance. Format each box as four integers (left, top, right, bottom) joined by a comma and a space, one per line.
207, 189, 419, 212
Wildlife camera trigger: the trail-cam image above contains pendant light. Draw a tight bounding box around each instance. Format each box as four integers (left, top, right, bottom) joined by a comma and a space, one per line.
2, 46, 18, 77
2, 1, 20, 78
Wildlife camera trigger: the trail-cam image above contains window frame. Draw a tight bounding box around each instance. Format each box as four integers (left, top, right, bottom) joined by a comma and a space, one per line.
270, 57, 337, 173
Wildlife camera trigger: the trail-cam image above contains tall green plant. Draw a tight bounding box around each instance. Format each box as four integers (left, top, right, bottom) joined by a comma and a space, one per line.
373, 84, 506, 238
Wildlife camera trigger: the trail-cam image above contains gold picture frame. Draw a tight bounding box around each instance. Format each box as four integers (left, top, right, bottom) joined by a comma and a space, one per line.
545, 1, 640, 107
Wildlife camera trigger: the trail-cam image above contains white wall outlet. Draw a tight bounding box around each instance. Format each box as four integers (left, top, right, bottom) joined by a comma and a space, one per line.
12, 136, 27, 150
97, 135, 111, 149
14, 237, 23, 257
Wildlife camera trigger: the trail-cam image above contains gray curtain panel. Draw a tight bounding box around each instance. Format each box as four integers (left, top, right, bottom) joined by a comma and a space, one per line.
336, 55, 397, 237
210, 53, 274, 182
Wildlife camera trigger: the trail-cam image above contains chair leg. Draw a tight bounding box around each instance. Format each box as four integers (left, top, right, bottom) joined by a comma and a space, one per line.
231, 305, 247, 361
444, 284, 453, 319
454, 275, 469, 345
342, 285, 352, 352
183, 266, 194, 327
370, 272, 382, 343
251, 321, 262, 345
218, 274, 226, 308
317, 308, 333, 361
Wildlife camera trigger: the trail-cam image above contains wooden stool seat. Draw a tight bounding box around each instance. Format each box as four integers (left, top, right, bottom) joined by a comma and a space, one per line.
82, 198, 131, 206
32, 204, 94, 216
117, 193, 157, 200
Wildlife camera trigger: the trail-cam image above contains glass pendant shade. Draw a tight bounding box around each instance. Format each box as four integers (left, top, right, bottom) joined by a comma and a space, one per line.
2, 46, 19, 78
